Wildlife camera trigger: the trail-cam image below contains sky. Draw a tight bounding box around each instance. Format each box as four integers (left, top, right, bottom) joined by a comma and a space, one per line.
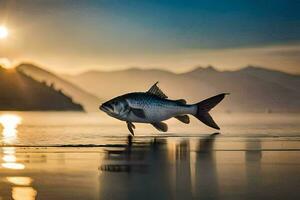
0, 0, 299, 74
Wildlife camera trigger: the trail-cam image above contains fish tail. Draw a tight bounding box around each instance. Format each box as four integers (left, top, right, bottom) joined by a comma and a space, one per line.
193, 93, 229, 130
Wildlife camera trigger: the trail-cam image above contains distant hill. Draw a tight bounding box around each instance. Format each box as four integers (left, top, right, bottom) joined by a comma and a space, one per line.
238, 66, 300, 92
17, 63, 100, 112
64, 66, 300, 112
0, 66, 83, 111
182, 66, 300, 112
64, 68, 215, 102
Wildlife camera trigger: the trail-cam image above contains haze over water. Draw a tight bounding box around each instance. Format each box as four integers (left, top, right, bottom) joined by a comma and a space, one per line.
0, 112, 299, 200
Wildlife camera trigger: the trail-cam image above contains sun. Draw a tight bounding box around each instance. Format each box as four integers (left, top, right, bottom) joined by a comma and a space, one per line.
0, 26, 8, 39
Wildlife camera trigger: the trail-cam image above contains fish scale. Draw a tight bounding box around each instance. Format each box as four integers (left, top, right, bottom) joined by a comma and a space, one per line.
125, 93, 192, 122
100, 82, 228, 135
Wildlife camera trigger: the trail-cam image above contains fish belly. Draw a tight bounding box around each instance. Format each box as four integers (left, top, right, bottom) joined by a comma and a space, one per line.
129, 104, 194, 123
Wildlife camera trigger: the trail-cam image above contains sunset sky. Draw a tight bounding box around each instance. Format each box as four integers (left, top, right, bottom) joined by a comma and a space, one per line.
0, 0, 299, 74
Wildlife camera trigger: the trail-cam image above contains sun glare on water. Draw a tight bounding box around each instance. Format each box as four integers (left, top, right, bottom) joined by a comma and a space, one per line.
0, 114, 26, 171
0, 26, 8, 39
0, 114, 22, 144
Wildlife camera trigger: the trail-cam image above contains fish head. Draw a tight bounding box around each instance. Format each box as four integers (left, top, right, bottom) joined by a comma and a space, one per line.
100, 97, 129, 117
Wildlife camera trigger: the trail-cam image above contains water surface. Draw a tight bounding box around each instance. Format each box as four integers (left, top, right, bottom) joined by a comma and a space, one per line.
0, 112, 299, 200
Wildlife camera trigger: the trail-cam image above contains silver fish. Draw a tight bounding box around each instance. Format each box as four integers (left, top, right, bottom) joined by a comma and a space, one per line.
100, 82, 229, 135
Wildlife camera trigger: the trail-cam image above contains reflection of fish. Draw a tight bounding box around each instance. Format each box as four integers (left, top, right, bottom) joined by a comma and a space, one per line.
100, 82, 229, 135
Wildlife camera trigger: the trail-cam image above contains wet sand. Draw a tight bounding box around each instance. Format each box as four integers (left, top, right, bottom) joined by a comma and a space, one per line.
0, 135, 300, 200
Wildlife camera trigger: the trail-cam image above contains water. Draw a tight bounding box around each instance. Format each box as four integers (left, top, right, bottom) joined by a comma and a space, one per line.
0, 112, 299, 146
0, 112, 299, 200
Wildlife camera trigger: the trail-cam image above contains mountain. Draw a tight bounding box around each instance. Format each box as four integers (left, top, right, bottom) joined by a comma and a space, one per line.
64, 68, 216, 102
182, 66, 300, 112
0, 66, 83, 111
17, 63, 100, 112
238, 66, 300, 92
64, 66, 300, 112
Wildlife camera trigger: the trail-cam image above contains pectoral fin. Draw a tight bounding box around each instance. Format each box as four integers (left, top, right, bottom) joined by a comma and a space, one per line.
126, 121, 136, 135
174, 115, 190, 124
151, 122, 168, 132
130, 108, 146, 118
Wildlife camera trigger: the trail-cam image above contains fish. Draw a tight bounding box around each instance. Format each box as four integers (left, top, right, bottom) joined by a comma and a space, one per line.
100, 82, 229, 135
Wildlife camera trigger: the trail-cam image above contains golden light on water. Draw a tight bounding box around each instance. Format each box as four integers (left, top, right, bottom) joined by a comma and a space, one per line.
2, 154, 17, 162
2, 162, 25, 170
0, 114, 22, 144
0, 114, 22, 131
12, 187, 37, 200
0, 26, 8, 39
1, 147, 25, 170
0, 114, 25, 170
6, 176, 37, 200
6, 177, 33, 186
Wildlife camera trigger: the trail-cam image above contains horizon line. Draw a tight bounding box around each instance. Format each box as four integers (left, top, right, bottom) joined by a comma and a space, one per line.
11, 62, 300, 76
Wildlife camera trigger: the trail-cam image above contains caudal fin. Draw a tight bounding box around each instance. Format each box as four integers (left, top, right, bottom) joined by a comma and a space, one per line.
193, 93, 229, 130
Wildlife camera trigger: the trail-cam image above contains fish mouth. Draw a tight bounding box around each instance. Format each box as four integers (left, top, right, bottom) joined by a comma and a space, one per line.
99, 104, 112, 113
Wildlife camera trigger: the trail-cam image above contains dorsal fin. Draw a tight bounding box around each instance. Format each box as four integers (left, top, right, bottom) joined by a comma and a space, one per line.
147, 81, 168, 99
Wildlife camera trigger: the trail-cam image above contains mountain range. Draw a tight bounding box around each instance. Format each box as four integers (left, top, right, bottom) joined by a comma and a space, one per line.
17, 63, 100, 112
64, 66, 300, 112
5, 62, 298, 112
0, 66, 83, 111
